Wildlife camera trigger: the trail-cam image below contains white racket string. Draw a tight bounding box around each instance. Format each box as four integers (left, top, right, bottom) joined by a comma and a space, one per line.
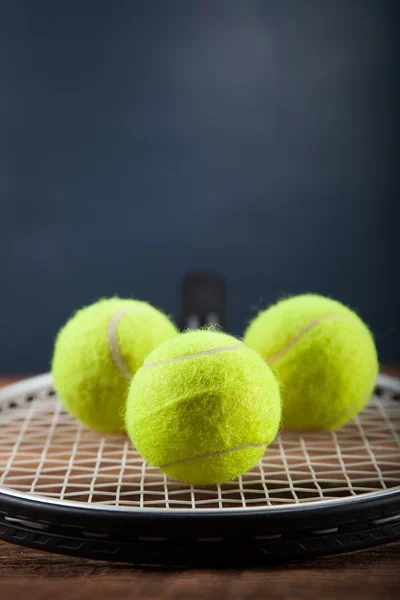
0, 376, 399, 510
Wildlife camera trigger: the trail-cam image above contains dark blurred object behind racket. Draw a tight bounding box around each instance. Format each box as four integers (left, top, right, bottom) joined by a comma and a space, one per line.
180, 272, 226, 331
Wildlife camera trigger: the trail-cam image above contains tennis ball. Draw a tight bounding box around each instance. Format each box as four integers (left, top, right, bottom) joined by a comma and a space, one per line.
244, 294, 378, 430
125, 330, 281, 485
52, 298, 178, 433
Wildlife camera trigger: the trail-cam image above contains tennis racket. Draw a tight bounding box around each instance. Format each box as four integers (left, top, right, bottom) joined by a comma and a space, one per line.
0, 372, 399, 566
180, 272, 226, 330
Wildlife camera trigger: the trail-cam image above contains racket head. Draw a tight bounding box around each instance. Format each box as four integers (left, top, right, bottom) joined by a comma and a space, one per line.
0, 373, 399, 565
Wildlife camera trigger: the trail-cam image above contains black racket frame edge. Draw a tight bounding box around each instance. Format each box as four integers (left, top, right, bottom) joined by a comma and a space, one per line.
0, 488, 399, 566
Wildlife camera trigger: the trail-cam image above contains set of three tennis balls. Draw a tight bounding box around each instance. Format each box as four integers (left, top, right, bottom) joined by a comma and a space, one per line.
52, 294, 378, 485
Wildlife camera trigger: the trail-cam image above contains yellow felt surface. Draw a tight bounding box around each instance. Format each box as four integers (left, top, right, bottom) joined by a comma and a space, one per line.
126, 330, 281, 485
244, 294, 378, 430
52, 298, 177, 433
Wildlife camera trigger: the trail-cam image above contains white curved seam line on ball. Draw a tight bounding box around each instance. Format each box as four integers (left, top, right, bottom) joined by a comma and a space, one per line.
143, 345, 244, 368
107, 308, 134, 382
158, 442, 267, 468
265, 313, 368, 365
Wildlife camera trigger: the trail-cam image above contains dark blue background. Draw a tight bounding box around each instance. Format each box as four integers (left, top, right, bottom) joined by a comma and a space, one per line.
1, 1, 398, 373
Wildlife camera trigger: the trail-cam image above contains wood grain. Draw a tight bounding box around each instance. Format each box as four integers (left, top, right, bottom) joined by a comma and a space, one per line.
1, 373, 399, 599
0, 541, 399, 599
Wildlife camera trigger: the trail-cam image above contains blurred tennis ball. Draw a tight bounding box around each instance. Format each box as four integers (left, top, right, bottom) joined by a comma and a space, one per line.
244, 294, 378, 430
52, 297, 178, 432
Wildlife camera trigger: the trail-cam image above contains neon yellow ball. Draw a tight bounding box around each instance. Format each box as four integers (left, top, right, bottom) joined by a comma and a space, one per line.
125, 330, 281, 485
52, 297, 177, 432
244, 294, 378, 430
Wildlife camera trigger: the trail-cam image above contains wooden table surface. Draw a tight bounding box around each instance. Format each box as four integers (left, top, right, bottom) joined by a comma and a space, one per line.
1, 372, 399, 600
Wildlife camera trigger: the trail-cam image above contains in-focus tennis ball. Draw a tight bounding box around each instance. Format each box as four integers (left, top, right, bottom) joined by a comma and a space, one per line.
125, 330, 281, 485
52, 298, 178, 433
244, 294, 378, 430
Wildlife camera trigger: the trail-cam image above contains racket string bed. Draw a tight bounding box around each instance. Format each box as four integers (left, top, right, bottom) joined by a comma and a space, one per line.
0, 374, 399, 565
0, 377, 399, 509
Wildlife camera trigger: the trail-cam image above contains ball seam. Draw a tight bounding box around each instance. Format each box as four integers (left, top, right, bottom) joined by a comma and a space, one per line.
143, 344, 244, 368
158, 442, 267, 468
107, 307, 134, 381
265, 313, 370, 365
